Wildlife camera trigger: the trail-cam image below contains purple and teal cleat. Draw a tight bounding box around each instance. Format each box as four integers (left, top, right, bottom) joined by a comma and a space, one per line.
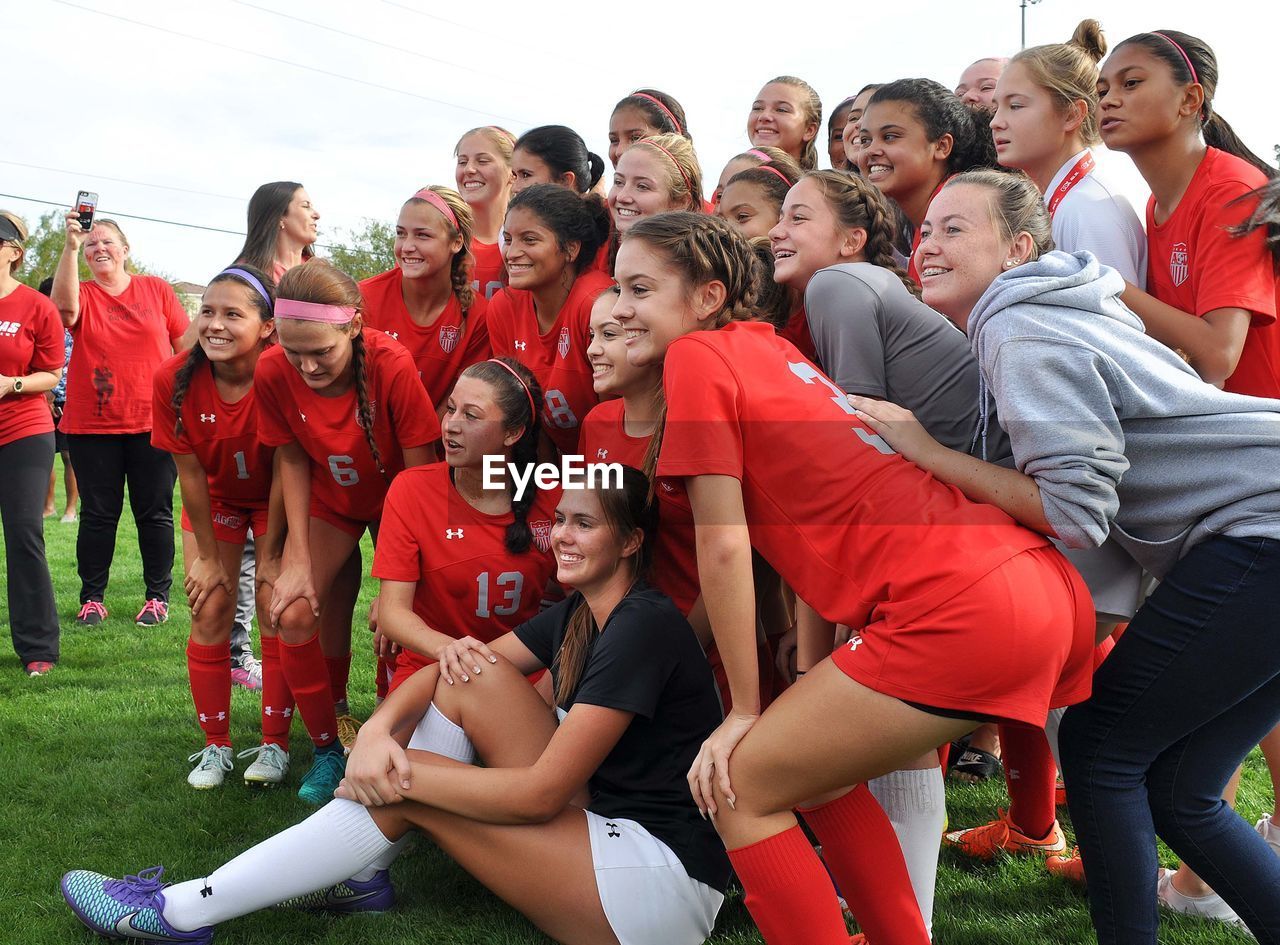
60, 866, 213, 943
276, 869, 395, 914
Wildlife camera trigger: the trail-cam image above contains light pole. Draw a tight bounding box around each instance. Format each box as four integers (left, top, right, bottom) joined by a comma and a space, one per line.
1020, 0, 1043, 49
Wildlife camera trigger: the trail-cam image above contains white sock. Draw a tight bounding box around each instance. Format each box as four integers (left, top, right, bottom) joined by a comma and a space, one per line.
162, 799, 394, 930
350, 833, 412, 882
868, 766, 945, 935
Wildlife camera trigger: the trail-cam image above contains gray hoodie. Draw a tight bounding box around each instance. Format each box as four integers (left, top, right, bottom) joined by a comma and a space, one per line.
968, 250, 1280, 580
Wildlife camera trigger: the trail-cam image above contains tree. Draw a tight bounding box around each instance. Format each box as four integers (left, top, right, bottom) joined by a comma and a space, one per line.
15, 209, 169, 289
323, 218, 395, 282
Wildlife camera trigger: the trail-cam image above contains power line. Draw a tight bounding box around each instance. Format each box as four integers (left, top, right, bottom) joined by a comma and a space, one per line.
227, 0, 485, 76
48, 0, 529, 126
376, 0, 474, 33
0, 159, 243, 202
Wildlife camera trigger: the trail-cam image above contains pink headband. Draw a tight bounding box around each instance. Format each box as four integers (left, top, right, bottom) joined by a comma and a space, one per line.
411, 188, 459, 230
274, 298, 357, 323
632, 92, 683, 135
485, 358, 538, 421
487, 125, 517, 145
754, 165, 793, 189
643, 140, 694, 198
1152, 32, 1199, 85
745, 149, 772, 162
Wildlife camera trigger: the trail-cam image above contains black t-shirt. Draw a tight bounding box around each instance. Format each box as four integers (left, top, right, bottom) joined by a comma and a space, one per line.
514, 583, 730, 891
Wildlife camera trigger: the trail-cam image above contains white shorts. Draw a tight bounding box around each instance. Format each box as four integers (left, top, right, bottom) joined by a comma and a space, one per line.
585, 810, 724, 945
407, 703, 477, 763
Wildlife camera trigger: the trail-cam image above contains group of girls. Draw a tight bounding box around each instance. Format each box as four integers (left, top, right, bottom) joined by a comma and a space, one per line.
51, 16, 1280, 945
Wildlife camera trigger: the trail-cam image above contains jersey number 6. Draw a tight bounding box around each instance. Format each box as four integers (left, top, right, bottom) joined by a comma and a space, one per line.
328, 454, 360, 487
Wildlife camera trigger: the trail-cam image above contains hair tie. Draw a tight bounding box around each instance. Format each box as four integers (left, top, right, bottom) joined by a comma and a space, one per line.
745, 149, 772, 162
219, 268, 273, 309
631, 92, 683, 135
642, 140, 694, 199
754, 165, 794, 189
486, 358, 538, 421
411, 188, 460, 230
274, 298, 357, 324
1152, 32, 1199, 86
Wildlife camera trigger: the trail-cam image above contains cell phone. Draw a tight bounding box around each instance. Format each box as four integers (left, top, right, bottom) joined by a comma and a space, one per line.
75, 191, 98, 232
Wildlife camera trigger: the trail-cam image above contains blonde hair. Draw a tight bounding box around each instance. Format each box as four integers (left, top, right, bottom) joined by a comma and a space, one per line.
628, 133, 704, 212
1011, 19, 1108, 146
404, 185, 476, 313
455, 126, 516, 165
947, 170, 1055, 261
765, 76, 823, 171
0, 210, 28, 273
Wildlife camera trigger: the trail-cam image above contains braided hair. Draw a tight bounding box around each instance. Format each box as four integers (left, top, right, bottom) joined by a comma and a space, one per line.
172, 264, 275, 437
458, 358, 544, 553
403, 185, 476, 314
803, 170, 920, 298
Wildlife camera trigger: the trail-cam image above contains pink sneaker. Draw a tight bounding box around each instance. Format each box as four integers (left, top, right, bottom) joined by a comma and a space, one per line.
76, 601, 107, 627
135, 599, 169, 627
26, 661, 55, 677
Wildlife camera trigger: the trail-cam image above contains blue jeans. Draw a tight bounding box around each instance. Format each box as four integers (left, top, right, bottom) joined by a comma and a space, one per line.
1060, 535, 1280, 944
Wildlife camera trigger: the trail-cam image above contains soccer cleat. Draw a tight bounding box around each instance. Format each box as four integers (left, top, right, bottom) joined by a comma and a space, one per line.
943, 809, 1066, 860
239, 743, 290, 786
276, 869, 395, 914
76, 601, 108, 627
186, 745, 233, 790
26, 661, 55, 677
1045, 847, 1086, 885
1256, 816, 1280, 857
336, 714, 362, 755
1157, 868, 1247, 928
231, 655, 263, 692
297, 744, 346, 805
136, 599, 170, 626
60, 866, 213, 943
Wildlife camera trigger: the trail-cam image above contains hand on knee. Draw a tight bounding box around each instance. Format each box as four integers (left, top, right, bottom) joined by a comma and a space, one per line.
277, 598, 319, 645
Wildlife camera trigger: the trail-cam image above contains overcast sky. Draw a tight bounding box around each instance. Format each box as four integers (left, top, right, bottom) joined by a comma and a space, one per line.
5, 0, 1278, 283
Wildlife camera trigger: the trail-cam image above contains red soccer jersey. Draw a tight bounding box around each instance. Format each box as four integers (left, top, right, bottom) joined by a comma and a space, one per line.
151, 350, 273, 507
360, 269, 491, 408
487, 269, 613, 455
656, 321, 1047, 631
254, 329, 440, 523
372, 461, 560, 674
470, 241, 506, 299
1146, 148, 1280, 397
778, 304, 817, 362
61, 275, 189, 434
580, 399, 701, 614
0, 285, 63, 447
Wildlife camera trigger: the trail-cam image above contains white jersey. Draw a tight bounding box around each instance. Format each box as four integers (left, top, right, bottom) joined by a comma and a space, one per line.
1048, 150, 1148, 289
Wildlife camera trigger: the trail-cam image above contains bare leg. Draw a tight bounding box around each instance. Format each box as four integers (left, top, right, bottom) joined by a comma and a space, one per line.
62, 450, 79, 517
182, 532, 247, 647
1170, 765, 1244, 897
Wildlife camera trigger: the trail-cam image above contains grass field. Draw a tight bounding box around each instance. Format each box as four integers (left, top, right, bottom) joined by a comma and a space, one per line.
1, 458, 1264, 944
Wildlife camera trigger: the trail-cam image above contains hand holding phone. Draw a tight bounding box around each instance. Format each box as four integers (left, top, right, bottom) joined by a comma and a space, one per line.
75, 191, 98, 233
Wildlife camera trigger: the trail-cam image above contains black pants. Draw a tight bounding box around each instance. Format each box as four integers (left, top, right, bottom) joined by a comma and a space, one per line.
66, 432, 176, 604
0, 432, 60, 663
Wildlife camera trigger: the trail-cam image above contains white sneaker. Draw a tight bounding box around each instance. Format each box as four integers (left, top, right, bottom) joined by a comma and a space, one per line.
1256, 816, 1280, 857
187, 745, 234, 789
239, 743, 290, 786
1157, 868, 1247, 929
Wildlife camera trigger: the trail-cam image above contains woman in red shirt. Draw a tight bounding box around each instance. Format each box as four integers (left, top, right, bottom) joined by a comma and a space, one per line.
486, 184, 613, 456
454, 128, 515, 300
256, 261, 439, 805
613, 211, 1093, 945
0, 211, 64, 677
151, 265, 284, 790
51, 215, 189, 629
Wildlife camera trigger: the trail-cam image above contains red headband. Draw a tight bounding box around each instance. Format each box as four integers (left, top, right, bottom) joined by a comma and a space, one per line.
1152, 32, 1199, 85
486, 358, 537, 421
745, 148, 772, 162
631, 92, 683, 135
411, 188, 459, 230
754, 165, 793, 189
643, 140, 694, 199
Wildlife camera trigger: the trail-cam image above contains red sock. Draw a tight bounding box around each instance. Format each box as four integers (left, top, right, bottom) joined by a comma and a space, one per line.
279, 636, 339, 748
937, 742, 950, 770
727, 824, 850, 945
375, 650, 397, 702
1000, 722, 1057, 839
325, 652, 352, 706
799, 784, 931, 945
259, 636, 294, 750
186, 639, 232, 748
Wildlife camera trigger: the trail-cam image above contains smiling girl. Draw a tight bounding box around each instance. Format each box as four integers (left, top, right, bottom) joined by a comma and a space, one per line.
747, 76, 823, 171
455, 127, 516, 299
1098, 30, 1279, 396
254, 262, 439, 804
607, 89, 692, 168
487, 185, 613, 456
360, 186, 490, 408
608, 134, 704, 235
612, 211, 1093, 944
152, 266, 284, 790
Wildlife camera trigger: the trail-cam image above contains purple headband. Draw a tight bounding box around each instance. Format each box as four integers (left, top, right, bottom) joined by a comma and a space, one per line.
219, 267, 272, 309
1152, 31, 1199, 85
411, 188, 459, 230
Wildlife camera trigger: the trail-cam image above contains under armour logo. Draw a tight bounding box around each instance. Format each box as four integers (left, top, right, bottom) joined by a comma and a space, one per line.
514, 340, 527, 351
198, 711, 227, 722
660, 482, 674, 493
606, 822, 620, 838
385, 330, 400, 340
319, 732, 330, 742
200, 883, 213, 899
199, 413, 216, 423
264, 705, 292, 717
298, 411, 307, 423
846, 634, 864, 652
596, 448, 608, 460
446, 528, 464, 539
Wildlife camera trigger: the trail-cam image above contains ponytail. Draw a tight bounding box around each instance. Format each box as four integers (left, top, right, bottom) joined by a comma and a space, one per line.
1229, 178, 1280, 271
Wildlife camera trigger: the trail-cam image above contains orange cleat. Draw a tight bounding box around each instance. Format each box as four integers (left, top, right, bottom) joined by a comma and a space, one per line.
944, 809, 1066, 860
1046, 847, 1087, 886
